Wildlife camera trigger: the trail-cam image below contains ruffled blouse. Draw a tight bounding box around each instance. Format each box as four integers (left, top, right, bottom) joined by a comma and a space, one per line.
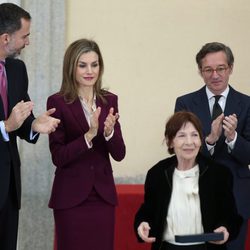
163, 164, 204, 245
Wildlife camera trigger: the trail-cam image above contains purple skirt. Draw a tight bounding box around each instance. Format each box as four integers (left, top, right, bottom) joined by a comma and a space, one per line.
54, 188, 115, 250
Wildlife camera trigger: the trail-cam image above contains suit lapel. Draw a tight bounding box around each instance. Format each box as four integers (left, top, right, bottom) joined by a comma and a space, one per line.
224, 86, 241, 117
214, 87, 241, 153
68, 98, 90, 131
192, 87, 212, 135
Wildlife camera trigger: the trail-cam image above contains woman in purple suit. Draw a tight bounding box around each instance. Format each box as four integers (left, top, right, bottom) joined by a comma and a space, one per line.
47, 39, 126, 250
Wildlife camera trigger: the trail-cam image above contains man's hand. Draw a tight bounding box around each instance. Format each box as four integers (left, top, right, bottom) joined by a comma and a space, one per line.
31, 108, 60, 134
206, 113, 224, 145
223, 114, 237, 142
4, 100, 34, 133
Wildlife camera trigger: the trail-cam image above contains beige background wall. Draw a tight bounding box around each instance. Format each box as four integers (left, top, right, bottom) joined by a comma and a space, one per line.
0, 0, 248, 249
66, 0, 250, 181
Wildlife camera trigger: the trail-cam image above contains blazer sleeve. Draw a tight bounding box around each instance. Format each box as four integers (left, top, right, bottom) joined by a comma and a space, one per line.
231, 103, 250, 166
105, 95, 126, 161
134, 165, 165, 242
134, 170, 156, 242
8, 59, 38, 144
47, 95, 90, 168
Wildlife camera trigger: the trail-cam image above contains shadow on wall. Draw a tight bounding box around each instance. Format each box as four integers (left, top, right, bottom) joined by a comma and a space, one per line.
115, 175, 146, 184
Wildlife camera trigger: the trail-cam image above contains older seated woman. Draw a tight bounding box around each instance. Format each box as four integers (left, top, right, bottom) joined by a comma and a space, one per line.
134, 111, 242, 250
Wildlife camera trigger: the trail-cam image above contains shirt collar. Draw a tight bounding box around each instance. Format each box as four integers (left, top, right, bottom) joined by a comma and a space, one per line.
205, 85, 229, 100
175, 164, 199, 178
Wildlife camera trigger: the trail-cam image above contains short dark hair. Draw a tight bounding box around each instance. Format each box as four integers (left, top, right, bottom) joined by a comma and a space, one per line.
196, 42, 234, 70
0, 3, 31, 35
165, 111, 203, 154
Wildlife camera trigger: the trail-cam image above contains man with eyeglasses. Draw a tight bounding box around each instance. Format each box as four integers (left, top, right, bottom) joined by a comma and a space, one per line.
175, 42, 250, 250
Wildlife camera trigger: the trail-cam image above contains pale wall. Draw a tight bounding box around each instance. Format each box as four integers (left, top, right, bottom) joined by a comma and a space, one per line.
66, 0, 250, 182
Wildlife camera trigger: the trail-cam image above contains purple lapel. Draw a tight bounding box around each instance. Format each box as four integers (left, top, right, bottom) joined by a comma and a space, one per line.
68, 98, 90, 132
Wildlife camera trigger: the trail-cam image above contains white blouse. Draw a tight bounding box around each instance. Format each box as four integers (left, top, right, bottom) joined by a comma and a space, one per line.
79, 95, 97, 127
163, 164, 204, 245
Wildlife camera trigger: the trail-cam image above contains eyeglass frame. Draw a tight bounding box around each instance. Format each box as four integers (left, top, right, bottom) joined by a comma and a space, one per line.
201, 65, 230, 77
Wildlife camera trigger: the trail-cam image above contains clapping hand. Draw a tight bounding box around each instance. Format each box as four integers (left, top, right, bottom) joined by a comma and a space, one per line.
32, 108, 60, 134
4, 100, 34, 132
206, 113, 224, 145
85, 107, 101, 143
104, 107, 119, 137
223, 114, 237, 142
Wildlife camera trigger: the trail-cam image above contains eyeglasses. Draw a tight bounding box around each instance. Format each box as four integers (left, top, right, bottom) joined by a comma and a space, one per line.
201, 66, 229, 77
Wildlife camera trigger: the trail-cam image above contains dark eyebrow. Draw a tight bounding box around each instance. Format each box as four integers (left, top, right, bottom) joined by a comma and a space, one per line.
23, 33, 30, 38
203, 64, 227, 69
78, 60, 98, 64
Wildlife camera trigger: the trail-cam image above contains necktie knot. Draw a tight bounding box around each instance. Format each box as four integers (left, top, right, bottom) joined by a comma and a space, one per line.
214, 95, 222, 103
212, 95, 223, 120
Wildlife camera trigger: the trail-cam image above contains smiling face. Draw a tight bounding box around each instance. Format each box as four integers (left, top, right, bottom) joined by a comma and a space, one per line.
200, 51, 233, 95
171, 122, 201, 166
76, 51, 100, 90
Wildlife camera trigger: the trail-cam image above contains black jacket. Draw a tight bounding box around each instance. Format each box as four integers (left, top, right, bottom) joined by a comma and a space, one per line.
134, 154, 242, 250
175, 86, 250, 219
0, 58, 39, 209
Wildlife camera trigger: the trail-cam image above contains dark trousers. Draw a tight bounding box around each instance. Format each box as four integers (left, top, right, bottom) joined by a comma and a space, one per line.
0, 169, 19, 250
160, 242, 206, 250
226, 218, 248, 250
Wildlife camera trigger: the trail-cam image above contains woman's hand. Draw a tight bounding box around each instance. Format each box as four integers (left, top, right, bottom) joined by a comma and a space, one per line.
137, 222, 156, 243
104, 107, 119, 137
209, 226, 229, 245
85, 107, 101, 143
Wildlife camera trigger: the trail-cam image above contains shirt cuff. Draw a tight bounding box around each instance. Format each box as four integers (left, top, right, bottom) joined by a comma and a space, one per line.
205, 141, 216, 155
84, 134, 93, 149
0, 121, 9, 141
30, 130, 39, 140
225, 132, 237, 151
0, 121, 38, 142
104, 129, 114, 141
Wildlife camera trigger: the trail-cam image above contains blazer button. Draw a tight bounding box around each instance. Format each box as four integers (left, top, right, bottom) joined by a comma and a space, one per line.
90, 165, 94, 170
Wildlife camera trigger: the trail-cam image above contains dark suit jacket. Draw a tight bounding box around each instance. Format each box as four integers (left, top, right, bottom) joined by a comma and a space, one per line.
47, 92, 126, 209
0, 58, 38, 210
175, 85, 250, 219
134, 154, 242, 250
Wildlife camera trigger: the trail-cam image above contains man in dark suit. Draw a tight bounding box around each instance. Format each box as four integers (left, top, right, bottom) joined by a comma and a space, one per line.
0, 3, 60, 250
175, 42, 250, 250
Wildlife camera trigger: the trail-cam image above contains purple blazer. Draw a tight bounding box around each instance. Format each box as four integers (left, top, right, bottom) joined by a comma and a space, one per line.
47, 92, 126, 209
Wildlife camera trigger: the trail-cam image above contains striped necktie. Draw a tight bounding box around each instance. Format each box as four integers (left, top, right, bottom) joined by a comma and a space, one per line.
212, 95, 222, 120
0, 61, 8, 118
